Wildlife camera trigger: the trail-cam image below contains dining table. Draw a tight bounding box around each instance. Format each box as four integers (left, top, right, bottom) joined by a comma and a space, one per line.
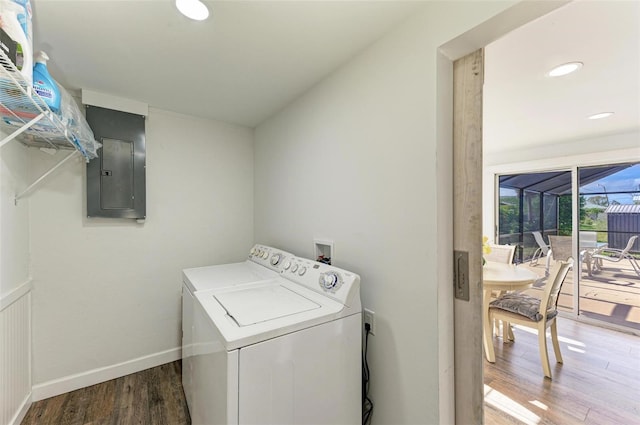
482, 261, 540, 363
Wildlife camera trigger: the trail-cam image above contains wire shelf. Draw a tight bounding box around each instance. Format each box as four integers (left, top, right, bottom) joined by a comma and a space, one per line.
0, 49, 99, 161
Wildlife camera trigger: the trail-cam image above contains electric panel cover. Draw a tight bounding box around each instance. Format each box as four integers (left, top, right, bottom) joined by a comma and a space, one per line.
86, 106, 146, 219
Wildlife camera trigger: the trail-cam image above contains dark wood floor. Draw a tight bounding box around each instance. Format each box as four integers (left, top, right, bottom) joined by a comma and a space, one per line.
485, 317, 640, 424
21, 361, 190, 425
21, 318, 640, 425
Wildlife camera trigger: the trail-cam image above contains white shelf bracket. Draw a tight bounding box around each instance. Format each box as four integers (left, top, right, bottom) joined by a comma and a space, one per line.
15, 150, 79, 204
0, 113, 45, 149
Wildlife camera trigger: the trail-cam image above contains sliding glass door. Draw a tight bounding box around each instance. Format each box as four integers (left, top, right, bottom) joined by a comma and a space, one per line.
578, 163, 640, 330
497, 162, 639, 330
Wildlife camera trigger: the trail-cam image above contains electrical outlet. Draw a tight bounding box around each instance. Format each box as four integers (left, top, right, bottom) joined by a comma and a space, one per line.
363, 308, 375, 335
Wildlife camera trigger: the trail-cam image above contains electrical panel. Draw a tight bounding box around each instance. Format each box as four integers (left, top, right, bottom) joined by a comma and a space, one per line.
86, 106, 146, 219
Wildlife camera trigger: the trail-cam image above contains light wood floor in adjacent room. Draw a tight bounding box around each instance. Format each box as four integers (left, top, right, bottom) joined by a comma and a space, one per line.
21, 361, 190, 425
484, 317, 640, 425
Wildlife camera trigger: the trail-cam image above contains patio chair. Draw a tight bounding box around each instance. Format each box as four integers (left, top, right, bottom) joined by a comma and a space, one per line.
530, 231, 550, 266
591, 235, 640, 276
579, 231, 598, 249
578, 231, 607, 277
485, 244, 516, 264
545, 235, 572, 275
489, 260, 573, 379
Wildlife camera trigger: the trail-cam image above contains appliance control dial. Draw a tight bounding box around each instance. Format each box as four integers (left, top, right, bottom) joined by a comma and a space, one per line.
270, 253, 282, 266
262, 251, 269, 259
250, 247, 256, 255
319, 272, 342, 292
298, 266, 307, 276
283, 261, 291, 270
291, 264, 299, 273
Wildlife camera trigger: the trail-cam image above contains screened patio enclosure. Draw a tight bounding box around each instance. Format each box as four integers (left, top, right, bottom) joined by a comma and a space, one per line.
499, 170, 569, 263
497, 164, 634, 263
496, 162, 640, 331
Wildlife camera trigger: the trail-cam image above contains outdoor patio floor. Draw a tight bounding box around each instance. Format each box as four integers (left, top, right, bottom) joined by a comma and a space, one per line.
518, 257, 640, 331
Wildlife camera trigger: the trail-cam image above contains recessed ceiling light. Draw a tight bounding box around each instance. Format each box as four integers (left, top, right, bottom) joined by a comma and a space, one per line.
547, 62, 583, 77
588, 112, 614, 120
176, 0, 209, 21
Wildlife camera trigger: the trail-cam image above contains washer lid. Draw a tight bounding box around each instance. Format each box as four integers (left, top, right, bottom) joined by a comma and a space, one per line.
182, 261, 278, 293
215, 285, 321, 326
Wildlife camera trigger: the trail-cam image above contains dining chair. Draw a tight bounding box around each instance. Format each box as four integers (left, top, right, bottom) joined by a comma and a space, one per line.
485, 244, 516, 264
484, 244, 517, 337
489, 260, 573, 379
591, 235, 639, 276
530, 231, 550, 266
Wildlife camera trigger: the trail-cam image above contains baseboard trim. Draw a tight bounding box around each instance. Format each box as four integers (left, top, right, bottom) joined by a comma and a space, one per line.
9, 392, 31, 425
32, 347, 181, 402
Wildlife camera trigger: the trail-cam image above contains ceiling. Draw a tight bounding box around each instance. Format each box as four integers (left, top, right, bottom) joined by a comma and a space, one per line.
33, 0, 639, 143
32, 0, 425, 127
484, 0, 640, 155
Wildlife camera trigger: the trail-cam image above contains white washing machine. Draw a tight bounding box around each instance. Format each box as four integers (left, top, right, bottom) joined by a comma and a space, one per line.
182, 244, 294, 414
191, 256, 361, 425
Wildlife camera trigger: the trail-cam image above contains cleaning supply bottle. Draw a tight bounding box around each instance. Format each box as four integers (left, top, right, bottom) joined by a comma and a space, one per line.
0, 3, 32, 84
32, 51, 60, 112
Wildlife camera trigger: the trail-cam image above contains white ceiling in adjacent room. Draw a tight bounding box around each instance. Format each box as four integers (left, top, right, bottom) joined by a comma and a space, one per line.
484, 0, 640, 155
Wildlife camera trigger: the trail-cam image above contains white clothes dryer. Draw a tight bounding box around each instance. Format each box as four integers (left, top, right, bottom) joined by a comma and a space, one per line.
190, 256, 361, 425
182, 244, 294, 414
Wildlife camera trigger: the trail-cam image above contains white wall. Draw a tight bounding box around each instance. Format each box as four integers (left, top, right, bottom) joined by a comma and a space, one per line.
28, 108, 254, 396
0, 132, 30, 296
254, 2, 518, 423
0, 132, 32, 425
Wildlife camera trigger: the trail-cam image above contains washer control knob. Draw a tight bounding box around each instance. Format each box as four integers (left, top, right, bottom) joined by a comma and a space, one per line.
270, 253, 282, 266
291, 264, 299, 273
298, 266, 307, 276
283, 261, 291, 270
320, 272, 341, 292
250, 247, 256, 255
262, 251, 269, 259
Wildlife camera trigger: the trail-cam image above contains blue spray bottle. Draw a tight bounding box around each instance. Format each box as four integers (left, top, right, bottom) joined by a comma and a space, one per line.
32, 51, 61, 112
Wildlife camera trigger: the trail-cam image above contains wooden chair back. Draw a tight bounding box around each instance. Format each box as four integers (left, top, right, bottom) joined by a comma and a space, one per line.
486, 244, 516, 264
541, 260, 572, 319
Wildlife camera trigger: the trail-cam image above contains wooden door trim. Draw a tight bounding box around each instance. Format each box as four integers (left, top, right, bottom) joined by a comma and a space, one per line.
452, 48, 484, 425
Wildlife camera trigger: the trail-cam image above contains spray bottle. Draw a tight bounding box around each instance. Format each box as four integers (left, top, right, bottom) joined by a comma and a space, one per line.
32, 51, 60, 112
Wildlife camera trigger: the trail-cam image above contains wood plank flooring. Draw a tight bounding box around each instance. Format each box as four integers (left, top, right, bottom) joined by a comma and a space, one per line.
21, 361, 190, 425
20, 318, 640, 425
485, 317, 640, 425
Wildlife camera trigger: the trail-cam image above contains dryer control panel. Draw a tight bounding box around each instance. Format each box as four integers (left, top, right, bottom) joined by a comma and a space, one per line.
282, 256, 360, 307
248, 244, 293, 272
